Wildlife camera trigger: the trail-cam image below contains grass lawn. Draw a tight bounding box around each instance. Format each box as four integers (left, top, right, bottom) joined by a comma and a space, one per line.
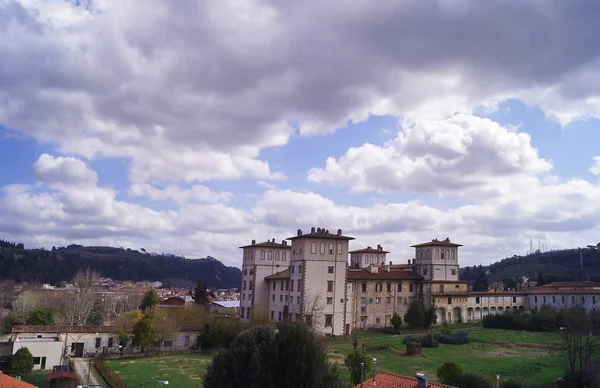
107, 353, 214, 387
104, 327, 566, 387
328, 327, 566, 386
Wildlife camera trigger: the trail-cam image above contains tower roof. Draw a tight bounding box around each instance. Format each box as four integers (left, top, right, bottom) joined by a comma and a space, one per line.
239, 239, 291, 249
411, 238, 462, 248
287, 227, 354, 241
349, 246, 389, 254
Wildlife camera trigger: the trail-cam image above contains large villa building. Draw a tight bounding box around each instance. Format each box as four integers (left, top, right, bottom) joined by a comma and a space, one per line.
238, 226, 596, 335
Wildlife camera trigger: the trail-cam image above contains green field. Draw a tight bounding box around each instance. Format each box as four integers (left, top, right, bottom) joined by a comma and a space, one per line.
107, 353, 214, 387
106, 327, 566, 387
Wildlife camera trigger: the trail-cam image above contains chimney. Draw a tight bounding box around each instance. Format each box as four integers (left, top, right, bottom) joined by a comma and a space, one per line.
408, 259, 411, 264
297, 229, 302, 236
282, 240, 286, 245
377, 244, 381, 251
369, 265, 378, 274
416, 373, 428, 388
337, 229, 342, 236
311, 227, 316, 233
272, 238, 275, 243
317, 227, 322, 233
389, 261, 392, 266
372, 358, 376, 386
251, 240, 256, 245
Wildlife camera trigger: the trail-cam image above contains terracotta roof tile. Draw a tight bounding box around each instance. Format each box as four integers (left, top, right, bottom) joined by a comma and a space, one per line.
349, 246, 390, 254
239, 240, 291, 249
287, 228, 354, 241
0, 374, 37, 388
347, 268, 423, 281
352, 372, 456, 388
411, 239, 462, 248
265, 269, 291, 280
541, 281, 600, 288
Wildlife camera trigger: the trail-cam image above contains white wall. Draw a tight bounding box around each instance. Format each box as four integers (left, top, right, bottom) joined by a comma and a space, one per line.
12, 337, 62, 371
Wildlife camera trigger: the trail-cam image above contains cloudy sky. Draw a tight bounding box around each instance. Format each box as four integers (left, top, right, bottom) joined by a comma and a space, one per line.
1, 0, 600, 268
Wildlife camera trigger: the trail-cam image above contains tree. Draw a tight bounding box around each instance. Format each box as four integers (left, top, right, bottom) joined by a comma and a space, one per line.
437, 361, 463, 386
345, 350, 373, 385
65, 269, 100, 325
150, 307, 179, 353
116, 328, 129, 356
537, 271, 544, 286
473, 271, 488, 291
11, 347, 34, 376
25, 308, 54, 325
560, 306, 599, 382
502, 277, 517, 291
204, 323, 343, 388
391, 312, 402, 332
404, 300, 426, 329
424, 305, 437, 329
115, 309, 144, 327
132, 317, 156, 354
12, 290, 42, 316
139, 289, 160, 312
194, 279, 208, 306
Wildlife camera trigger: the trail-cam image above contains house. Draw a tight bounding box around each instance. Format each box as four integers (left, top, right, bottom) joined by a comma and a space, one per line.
12, 333, 63, 371
352, 372, 455, 388
160, 296, 185, 307
0, 371, 37, 388
208, 300, 240, 316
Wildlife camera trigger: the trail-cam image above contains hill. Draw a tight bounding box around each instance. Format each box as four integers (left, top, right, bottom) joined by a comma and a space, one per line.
0, 240, 241, 289
461, 245, 600, 286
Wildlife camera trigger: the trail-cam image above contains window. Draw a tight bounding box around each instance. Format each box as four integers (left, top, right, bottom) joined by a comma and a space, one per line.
272, 294, 275, 301
476, 297, 480, 304
362, 283, 367, 292
291, 266, 294, 274
311, 242, 317, 254
95, 337, 101, 349
572, 296, 575, 304
244, 281, 247, 290
282, 252, 287, 261
163, 340, 173, 348
327, 281, 334, 292
297, 296, 301, 304
386, 282, 392, 292
244, 269, 247, 275
452, 250, 456, 259
409, 283, 414, 293
298, 265, 302, 273
271, 311, 274, 319
261, 250, 265, 260
184, 336, 190, 347
280, 295, 283, 302
272, 282, 276, 291
435, 249, 439, 259
361, 297, 367, 304
249, 281, 253, 289
386, 297, 391, 304
361, 307, 366, 313
374, 297, 380, 304
534, 296, 538, 303
275, 251, 280, 261
376, 283, 382, 292
241, 307, 245, 318
320, 242, 325, 254
440, 285, 444, 293
33, 357, 41, 365
451, 269, 457, 276
337, 243, 342, 255
543, 296, 546, 303
153, 340, 161, 348
325, 314, 333, 326
328, 266, 334, 274
594, 296, 597, 304
278, 311, 282, 321
286, 281, 289, 291
268, 251, 273, 260
562, 296, 565, 303
297, 279, 301, 291
327, 297, 333, 305
329, 243, 334, 254
447, 297, 452, 305
427, 249, 430, 259
455, 284, 459, 288
280, 281, 284, 291
397, 283, 402, 292
375, 317, 381, 324
423, 267, 428, 275
247, 308, 251, 318
291, 282, 294, 292
341, 298, 344, 303
369, 298, 374, 304
582, 296, 585, 303
249, 269, 253, 275
108, 337, 114, 347
441, 250, 445, 259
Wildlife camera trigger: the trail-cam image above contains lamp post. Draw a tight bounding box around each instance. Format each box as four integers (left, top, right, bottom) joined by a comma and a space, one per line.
134, 381, 169, 388
332, 350, 353, 385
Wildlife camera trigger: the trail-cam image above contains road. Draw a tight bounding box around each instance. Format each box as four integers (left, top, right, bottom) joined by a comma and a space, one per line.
72, 357, 103, 386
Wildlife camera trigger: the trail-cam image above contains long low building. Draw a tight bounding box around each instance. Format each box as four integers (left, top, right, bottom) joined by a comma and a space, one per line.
239, 227, 600, 334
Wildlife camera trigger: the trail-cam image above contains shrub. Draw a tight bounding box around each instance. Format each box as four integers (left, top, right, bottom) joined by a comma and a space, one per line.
11, 347, 33, 376
436, 361, 463, 386
434, 331, 469, 345
363, 344, 389, 351
456, 372, 494, 388
402, 334, 438, 347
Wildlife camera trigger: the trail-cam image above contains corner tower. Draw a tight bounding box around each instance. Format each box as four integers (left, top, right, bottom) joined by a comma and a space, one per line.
411, 238, 462, 281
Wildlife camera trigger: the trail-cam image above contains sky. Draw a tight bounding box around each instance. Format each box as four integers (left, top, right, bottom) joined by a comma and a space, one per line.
1, 0, 600, 269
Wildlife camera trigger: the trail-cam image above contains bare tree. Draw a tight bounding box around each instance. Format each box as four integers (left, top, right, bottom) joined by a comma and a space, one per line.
12, 290, 42, 317
289, 291, 325, 330
560, 306, 600, 383
65, 269, 100, 325
0, 281, 16, 309
150, 307, 179, 353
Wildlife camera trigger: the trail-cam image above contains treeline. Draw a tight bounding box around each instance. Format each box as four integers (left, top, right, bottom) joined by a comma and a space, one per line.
482, 305, 600, 332
0, 243, 241, 288
0, 239, 24, 249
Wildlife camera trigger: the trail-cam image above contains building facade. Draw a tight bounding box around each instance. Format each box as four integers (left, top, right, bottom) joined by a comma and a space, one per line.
239, 228, 598, 334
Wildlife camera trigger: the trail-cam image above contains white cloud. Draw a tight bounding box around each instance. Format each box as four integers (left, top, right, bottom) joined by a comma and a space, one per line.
2, 1, 600, 186
129, 183, 233, 205
308, 114, 552, 197
590, 156, 600, 176
32, 154, 98, 185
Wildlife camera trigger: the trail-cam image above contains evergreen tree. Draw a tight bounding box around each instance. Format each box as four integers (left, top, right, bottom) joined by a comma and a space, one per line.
437, 361, 463, 386
473, 271, 488, 291
424, 305, 437, 329
132, 317, 156, 354
391, 312, 402, 332
25, 308, 54, 325
11, 347, 34, 376
139, 289, 160, 312
404, 300, 426, 329
194, 279, 208, 306
537, 271, 544, 286
344, 350, 373, 385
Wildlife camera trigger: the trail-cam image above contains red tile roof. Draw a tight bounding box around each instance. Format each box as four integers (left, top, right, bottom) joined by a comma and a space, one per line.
541, 281, 600, 288
12, 324, 203, 333
349, 246, 390, 254
0, 373, 37, 388
239, 240, 291, 249
352, 372, 455, 388
264, 269, 291, 280
411, 238, 462, 248
347, 268, 423, 281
